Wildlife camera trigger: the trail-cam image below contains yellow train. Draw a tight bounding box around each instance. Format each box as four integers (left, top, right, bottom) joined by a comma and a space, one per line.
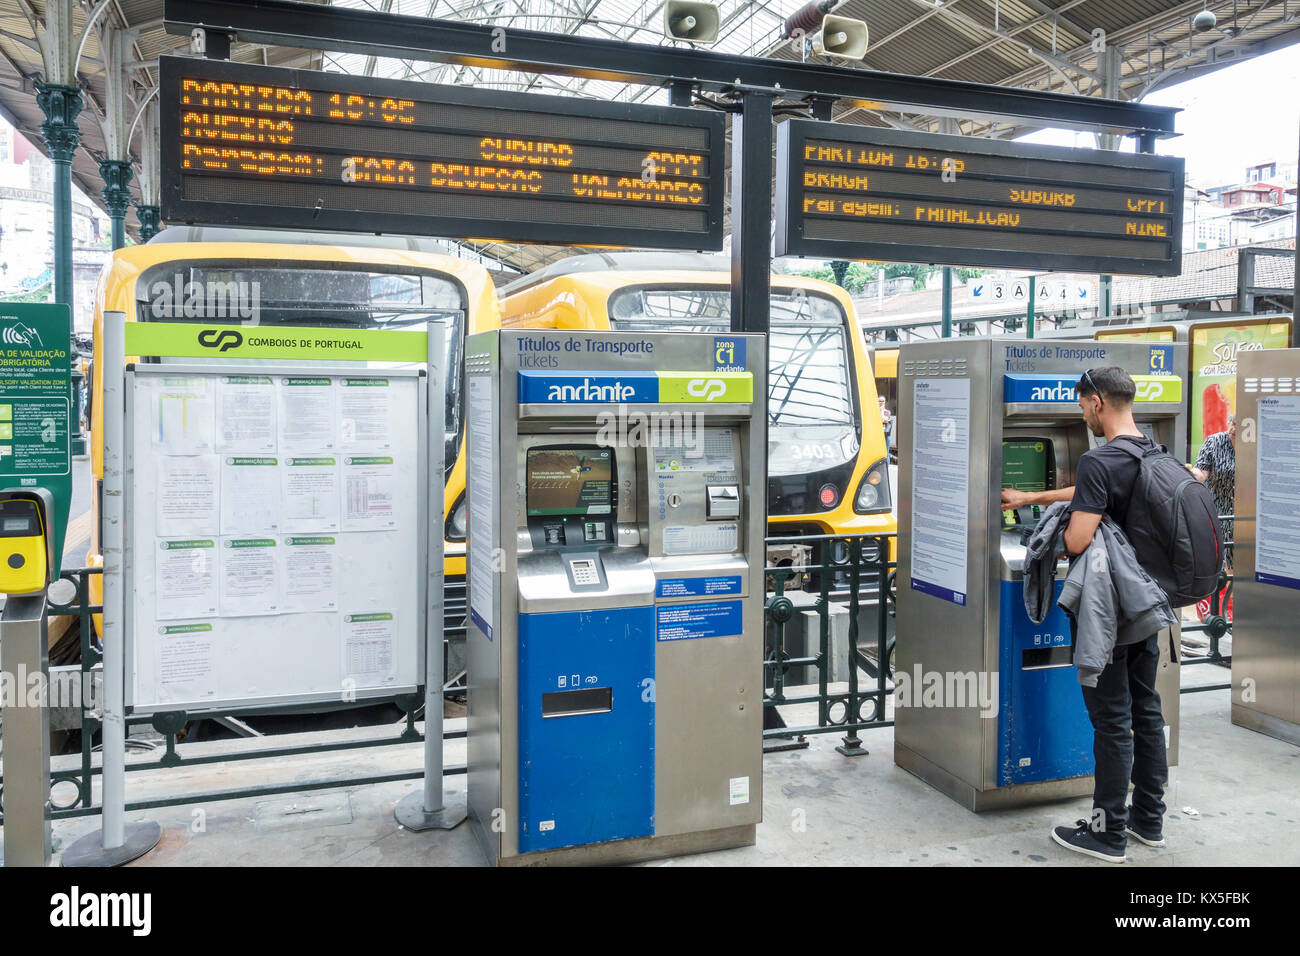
499, 253, 897, 572
87, 226, 501, 636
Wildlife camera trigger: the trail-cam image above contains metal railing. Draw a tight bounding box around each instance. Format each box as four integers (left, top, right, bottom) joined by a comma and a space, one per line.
0, 566, 462, 825
1176, 513, 1235, 693
763, 532, 896, 755
0, 520, 1236, 824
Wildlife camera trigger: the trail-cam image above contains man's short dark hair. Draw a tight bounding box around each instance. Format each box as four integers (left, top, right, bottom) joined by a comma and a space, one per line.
1076, 366, 1136, 405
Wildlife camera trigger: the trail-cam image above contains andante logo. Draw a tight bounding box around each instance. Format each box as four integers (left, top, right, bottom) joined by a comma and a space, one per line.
1029, 382, 1076, 401
197, 328, 243, 352
546, 378, 638, 402
50, 886, 151, 936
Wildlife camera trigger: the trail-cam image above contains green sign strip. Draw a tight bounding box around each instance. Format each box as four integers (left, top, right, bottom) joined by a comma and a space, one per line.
124, 321, 428, 362
656, 371, 754, 404
0, 303, 73, 575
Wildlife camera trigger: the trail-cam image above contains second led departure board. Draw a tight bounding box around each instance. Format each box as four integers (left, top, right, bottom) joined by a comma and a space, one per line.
776, 121, 1184, 275
159, 57, 725, 249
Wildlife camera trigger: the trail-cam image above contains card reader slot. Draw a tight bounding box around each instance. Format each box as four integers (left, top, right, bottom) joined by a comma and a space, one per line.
1022, 646, 1074, 670
542, 687, 613, 718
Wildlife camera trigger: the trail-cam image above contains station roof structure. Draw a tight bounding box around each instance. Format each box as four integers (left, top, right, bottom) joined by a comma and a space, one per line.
2, 0, 1297, 271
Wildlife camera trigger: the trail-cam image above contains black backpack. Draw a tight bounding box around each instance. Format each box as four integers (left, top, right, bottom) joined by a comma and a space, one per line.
1115, 438, 1225, 606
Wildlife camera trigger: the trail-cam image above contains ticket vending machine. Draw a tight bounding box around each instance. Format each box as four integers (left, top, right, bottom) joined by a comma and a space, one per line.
895, 339, 1185, 810
465, 329, 766, 864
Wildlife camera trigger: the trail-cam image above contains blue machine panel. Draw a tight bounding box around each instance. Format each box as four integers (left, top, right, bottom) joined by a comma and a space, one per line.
996, 581, 1094, 786
517, 606, 655, 853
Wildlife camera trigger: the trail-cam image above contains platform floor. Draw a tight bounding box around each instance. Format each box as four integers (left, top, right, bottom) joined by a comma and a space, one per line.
21, 666, 1300, 867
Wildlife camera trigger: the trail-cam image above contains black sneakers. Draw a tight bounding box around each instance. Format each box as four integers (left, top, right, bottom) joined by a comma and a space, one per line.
1125, 823, 1167, 847
1051, 820, 1127, 863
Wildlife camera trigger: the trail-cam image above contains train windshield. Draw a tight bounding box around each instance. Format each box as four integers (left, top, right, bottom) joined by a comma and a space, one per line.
136, 263, 466, 468
609, 286, 860, 472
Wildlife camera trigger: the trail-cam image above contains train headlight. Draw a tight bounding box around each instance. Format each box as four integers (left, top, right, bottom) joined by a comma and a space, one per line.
854, 458, 892, 514
446, 493, 468, 541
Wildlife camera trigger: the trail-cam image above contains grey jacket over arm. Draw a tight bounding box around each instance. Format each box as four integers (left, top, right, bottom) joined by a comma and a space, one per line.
1022, 502, 1176, 687
1023, 501, 1072, 626
1058, 518, 1177, 687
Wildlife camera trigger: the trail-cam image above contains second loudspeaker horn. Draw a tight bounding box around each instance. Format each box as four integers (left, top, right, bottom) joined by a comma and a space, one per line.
813, 15, 869, 60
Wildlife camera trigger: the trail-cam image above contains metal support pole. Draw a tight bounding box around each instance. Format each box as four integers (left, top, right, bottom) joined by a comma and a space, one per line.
731, 91, 774, 335
940, 266, 953, 338
395, 321, 464, 832
1027, 274, 1036, 339
99, 159, 134, 251
35, 82, 87, 459
35, 83, 81, 317
61, 312, 160, 867
1100, 274, 1113, 318
1, 594, 52, 867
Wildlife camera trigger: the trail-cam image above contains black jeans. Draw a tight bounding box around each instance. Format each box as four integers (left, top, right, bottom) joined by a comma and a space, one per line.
1079, 634, 1168, 847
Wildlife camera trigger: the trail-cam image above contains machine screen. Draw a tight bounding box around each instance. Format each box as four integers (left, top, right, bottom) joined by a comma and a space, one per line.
1002, 440, 1053, 528
526, 448, 614, 517
3, 517, 32, 533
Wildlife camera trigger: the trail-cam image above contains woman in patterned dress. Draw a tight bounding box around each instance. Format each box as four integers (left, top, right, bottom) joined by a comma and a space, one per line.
1192, 414, 1235, 568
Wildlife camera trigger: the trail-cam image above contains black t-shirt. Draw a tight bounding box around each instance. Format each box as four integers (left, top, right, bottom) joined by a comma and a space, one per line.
1070, 434, 1154, 529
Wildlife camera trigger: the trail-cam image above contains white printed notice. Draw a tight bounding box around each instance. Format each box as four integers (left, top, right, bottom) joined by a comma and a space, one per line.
281, 535, 339, 613
279, 377, 336, 452
910, 378, 971, 606
156, 622, 217, 705
654, 428, 737, 475
467, 373, 495, 640
219, 537, 279, 616
339, 378, 392, 450
152, 376, 215, 455
663, 524, 739, 556
282, 457, 340, 532
217, 375, 276, 453
342, 456, 396, 530
220, 456, 280, 534
342, 612, 396, 685
1255, 395, 1300, 590
155, 538, 219, 621
156, 455, 219, 536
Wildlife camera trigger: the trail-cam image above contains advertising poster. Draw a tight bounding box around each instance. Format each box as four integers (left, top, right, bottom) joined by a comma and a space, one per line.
1190, 318, 1291, 459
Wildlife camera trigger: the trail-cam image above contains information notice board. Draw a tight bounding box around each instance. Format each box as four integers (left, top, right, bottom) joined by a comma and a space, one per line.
125, 365, 426, 712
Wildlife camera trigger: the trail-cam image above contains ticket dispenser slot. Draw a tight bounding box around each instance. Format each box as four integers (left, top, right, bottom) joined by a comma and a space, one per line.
0, 490, 55, 595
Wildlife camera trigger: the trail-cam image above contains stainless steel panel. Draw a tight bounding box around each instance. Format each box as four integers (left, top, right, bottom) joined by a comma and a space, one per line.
1232, 348, 1300, 740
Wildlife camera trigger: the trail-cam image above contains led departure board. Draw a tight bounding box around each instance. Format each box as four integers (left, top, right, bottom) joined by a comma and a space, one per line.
776, 121, 1184, 276
159, 57, 725, 249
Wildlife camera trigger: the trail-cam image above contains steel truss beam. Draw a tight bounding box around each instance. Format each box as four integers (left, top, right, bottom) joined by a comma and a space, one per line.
162, 0, 1180, 135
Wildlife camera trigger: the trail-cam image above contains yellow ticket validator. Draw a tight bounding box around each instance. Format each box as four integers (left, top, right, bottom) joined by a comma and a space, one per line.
0, 491, 55, 595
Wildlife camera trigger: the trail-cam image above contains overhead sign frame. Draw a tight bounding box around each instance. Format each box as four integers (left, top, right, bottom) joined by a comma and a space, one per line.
158, 56, 726, 250
776, 120, 1185, 276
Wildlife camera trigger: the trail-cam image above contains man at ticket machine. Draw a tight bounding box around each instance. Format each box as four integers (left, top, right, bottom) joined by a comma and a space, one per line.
1000, 367, 1176, 863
